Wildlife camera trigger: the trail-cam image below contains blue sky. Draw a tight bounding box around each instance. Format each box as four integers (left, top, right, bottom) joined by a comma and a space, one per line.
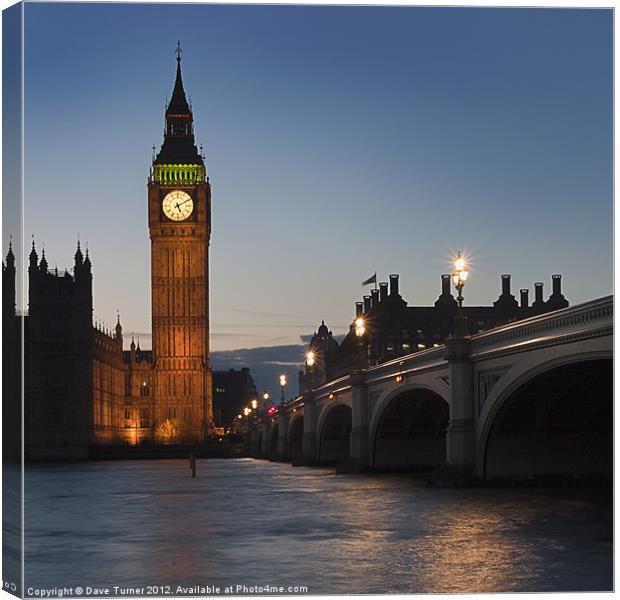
12, 4, 613, 351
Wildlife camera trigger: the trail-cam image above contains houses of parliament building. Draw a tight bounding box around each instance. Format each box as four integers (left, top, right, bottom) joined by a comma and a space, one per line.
3, 48, 214, 460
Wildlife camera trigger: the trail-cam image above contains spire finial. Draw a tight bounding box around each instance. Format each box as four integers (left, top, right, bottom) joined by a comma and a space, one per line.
176, 40, 183, 64
8, 234, 12, 252
117, 309, 120, 325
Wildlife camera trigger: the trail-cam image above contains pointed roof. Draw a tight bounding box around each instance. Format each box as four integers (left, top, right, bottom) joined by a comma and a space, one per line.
39, 248, 48, 272
5, 237, 14, 267
153, 42, 204, 166
166, 42, 191, 116
74, 239, 83, 266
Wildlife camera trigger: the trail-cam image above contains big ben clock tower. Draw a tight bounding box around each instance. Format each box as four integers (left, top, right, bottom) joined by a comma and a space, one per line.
148, 44, 212, 443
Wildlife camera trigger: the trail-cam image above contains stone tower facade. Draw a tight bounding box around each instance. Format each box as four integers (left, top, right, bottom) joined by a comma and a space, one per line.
148, 46, 213, 443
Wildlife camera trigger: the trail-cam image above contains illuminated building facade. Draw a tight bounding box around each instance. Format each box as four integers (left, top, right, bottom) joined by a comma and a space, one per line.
147, 44, 213, 444
3, 49, 214, 459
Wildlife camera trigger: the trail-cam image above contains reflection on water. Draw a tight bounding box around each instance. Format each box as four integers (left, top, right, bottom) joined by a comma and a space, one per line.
25, 459, 612, 594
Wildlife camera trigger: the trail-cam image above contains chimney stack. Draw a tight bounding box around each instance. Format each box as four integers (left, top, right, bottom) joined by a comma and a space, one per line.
534, 282, 544, 305
547, 274, 568, 309
389, 274, 399, 296
501, 274, 511, 296
379, 282, 388, 302
441, 274, 451, 296
371, 288, 379, 308
520, 289, 529, 308
355, 302, 363, 317
363, 295, 371, 313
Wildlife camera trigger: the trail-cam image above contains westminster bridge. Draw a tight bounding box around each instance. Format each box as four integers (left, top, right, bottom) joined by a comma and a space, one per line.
248, 296, 612, 482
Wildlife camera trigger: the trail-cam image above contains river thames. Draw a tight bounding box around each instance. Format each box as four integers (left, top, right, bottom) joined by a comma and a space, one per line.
22, 458, 612, 594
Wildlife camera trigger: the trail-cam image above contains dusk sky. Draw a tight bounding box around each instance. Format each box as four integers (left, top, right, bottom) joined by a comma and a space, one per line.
12, 4, 613, 352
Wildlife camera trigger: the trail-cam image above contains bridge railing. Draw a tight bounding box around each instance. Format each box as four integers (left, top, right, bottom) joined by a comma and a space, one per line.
364, 345, 447, 385
470, 295, 613, 358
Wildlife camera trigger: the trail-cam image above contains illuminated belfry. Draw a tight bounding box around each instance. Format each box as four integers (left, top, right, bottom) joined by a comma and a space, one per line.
148, 42, 214, 442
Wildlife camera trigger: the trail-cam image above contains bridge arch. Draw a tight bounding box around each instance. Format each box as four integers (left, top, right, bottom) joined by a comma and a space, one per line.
479, 353, 612, 481
369, 382, 448, 451
317, 403, 352, 464
288, 414, 304, 460
370, 384, 449, 470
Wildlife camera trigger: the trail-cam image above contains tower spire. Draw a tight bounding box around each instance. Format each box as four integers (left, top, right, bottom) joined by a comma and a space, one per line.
40, 246, 48, 272
167, 41, 190, 116
29, 236, 38, 270
75, 237, 84, 267
115, 310, 123, 341
153, 43, 203, 168
6, 236, 14, 265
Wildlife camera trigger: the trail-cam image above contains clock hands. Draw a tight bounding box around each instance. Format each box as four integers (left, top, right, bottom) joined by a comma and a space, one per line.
174, 198, 191, 212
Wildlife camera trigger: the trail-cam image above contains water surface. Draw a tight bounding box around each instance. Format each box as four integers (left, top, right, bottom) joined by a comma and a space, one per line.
24, 458, 612, 594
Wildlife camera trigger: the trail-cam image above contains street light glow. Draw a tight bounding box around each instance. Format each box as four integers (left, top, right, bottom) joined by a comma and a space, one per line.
452, 252, 469, 289
251, 398, 258, 410
306, 351, 315, 367
280, 374, 287, 387
455, 255, 466, 272
355, 317, 365, 337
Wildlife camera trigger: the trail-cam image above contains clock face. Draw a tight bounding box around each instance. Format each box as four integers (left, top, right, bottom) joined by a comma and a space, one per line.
162, 190, 194, 221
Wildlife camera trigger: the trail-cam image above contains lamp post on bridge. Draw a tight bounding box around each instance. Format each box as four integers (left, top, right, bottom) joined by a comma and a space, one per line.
452, 252, 469, 338
279, 374, 287, 404
348, 316, 370, 470
354, 317, 367, 368
432, 251, 476, 486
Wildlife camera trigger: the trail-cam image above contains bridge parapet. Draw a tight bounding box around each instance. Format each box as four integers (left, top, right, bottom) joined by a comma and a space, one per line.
365, 346, 446, 385
313, 375, 352, 401
470, 295, 612, 360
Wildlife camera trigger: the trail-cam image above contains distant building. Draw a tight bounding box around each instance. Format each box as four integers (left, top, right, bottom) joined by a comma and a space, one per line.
212, 369, 259, 430
299, 272, 568, 393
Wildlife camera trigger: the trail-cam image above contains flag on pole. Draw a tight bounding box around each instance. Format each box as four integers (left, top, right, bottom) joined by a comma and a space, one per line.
362, 272, 377, 286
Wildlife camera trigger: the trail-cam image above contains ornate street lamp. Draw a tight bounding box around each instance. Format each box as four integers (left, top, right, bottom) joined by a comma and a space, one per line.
452, 252, 469, 337
263, 390, 270, 408
279, 374, 287, 404
354, 316, 367, 367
